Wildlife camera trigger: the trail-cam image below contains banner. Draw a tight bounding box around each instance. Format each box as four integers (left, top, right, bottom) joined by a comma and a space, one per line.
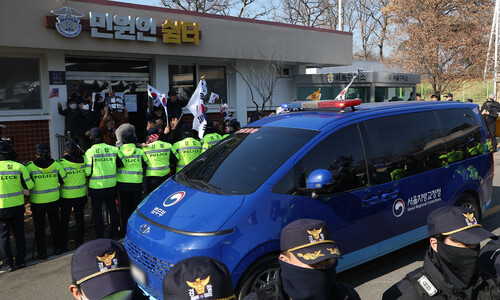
187, 79, 208, 139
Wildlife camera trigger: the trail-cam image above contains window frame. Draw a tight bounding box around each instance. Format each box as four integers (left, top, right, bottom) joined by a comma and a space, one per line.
0, 53, 45, 116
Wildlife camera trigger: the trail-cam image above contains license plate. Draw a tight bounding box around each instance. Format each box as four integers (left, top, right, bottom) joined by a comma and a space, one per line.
130, 263, 148, 287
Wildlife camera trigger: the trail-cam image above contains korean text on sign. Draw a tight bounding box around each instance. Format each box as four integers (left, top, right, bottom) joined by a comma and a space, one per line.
89, 12, 157, 42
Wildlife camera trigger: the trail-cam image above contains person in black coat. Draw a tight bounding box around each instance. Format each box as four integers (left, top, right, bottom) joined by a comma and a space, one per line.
166, 89, 188, 144
481, 94, 500, 151
383, 206, 498, 300
244, 219, 360, 300
58, 99, 91, 151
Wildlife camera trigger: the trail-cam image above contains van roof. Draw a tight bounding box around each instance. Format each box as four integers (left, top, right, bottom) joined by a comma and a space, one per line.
250, 101, 479, 131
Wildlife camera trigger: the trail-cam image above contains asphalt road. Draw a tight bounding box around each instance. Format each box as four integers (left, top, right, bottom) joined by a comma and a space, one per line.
2, 152, 500, 300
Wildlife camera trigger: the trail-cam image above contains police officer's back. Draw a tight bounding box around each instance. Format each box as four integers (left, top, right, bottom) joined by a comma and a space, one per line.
84, 127, 123, 239
143, 127, 172, 193
26, 143, 67, 259
383, 206, 497, 299
202, 120, 222, 152
171, 130, 202, 173
58, 141, 86, 250
0, 142, 33, 271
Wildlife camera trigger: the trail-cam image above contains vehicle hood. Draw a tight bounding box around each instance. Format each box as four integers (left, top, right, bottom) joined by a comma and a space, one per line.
137, 178, 244, 233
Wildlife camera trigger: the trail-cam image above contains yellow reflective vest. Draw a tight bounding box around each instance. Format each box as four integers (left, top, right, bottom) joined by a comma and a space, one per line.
171, 137, 202, 173
0, 160, 34, 209
143, 140, 172, 177
84, 143, 119, 190
26, 161, 67, 204
117, 143, 149, 184
202, 133, 223, 152
58, 158, 86, 199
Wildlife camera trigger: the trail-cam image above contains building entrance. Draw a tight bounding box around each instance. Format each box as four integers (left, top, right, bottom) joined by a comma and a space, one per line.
65, 57, 151, 143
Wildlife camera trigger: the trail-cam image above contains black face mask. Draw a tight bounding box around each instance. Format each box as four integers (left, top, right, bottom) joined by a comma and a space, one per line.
279, 259, 336, 300
436, 240, 479, 288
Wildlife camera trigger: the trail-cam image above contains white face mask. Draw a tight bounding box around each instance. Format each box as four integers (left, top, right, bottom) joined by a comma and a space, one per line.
69, 104, 77, 109
82, 104, 90, 110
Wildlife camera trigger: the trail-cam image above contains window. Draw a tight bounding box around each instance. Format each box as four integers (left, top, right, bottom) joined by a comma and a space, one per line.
178, 127, 318, 195
297, 87, 342, 101
199, 65, 227, 104
293, 125, 368, 194
362, 112, 445, 184
0, 57, 41, 110
169, 64, 195, 101
169, 64, 228, 104
375, 87, 415, 102
436, 109, 484, 164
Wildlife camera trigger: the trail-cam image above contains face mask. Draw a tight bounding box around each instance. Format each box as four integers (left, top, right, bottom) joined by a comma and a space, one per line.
82, 104, 89, 110
436, 240, 479, 287
279, 259, 336, 300
69, 104, 77, 109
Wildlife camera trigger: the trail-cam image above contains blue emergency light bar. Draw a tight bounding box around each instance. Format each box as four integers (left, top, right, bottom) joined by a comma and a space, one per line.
281, 99, 362, 111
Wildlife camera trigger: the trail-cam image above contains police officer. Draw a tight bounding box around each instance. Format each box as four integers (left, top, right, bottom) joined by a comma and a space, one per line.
478, 238, 500, 297
244, 219, 360, 300
383, 206, 497, 299
201, 120, 223, 152
143, 127, 172, 194
481, 94, 500, 151
26, 143, 67, 259
171, 130, 202, 173
58, 141, 86, 250
84, 127, 123, 239
163, 256, 236, 300
69, 238, 147, 300
117, 130, 149, 231
0, 142, 33, 271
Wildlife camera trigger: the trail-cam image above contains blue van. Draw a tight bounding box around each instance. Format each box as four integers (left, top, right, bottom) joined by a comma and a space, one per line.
125, 100, 494, 299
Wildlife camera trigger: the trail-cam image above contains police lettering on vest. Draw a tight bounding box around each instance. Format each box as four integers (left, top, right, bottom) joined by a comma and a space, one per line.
84, 143, 119, 190
0, 161, 34, 208
143, 140, 172, 177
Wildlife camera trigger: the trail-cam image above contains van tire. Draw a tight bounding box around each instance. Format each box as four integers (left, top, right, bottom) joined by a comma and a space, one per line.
236, 254, 280, 300
455, 193, 481, 220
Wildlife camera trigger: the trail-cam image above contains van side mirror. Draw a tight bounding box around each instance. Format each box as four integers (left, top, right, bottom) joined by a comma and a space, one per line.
306, 169, 333, 189
297, 169, 334, 198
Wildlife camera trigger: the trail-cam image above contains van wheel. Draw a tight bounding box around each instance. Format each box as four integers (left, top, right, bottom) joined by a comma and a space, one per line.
236, 254, 280, 300
455, 193, 481, 220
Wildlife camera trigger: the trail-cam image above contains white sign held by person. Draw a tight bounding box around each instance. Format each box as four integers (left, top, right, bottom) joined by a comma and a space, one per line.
187, 79, 208, 139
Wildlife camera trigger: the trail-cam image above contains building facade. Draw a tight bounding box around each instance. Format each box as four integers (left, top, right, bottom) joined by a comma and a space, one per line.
0, 0, 352, 161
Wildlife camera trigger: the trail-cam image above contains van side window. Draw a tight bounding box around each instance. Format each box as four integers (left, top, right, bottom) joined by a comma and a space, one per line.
292, 124, 368, 195
436, 109, 484, 164
362, 111, 445, 184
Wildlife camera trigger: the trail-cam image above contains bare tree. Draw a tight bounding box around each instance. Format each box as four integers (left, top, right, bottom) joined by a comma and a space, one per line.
160, 0, 272, 19
276, 0, 329, 27
227, 53, 284, 112
354, 0, 378, 60
386, 0, 492, 95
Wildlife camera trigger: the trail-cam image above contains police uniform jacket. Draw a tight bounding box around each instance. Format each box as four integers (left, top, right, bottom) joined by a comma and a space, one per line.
382, 249, 497, 300
243, 268, 360, 300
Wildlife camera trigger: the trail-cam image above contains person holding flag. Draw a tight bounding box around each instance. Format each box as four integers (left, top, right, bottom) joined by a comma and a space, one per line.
186, 77, 208, 140
166, 88, 188, 144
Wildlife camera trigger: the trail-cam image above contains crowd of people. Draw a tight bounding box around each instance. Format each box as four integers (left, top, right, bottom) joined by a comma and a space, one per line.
0, 88, 243, 273
65, 208, 500, 299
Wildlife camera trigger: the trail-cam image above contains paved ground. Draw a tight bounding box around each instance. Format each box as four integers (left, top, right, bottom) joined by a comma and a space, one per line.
2, 152, 500, 299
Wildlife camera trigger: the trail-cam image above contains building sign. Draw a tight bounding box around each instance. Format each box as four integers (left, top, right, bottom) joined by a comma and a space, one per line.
327, 72, 367, 83
47, 6, 201, 45
51, 6, 84, 38
388, 74, 409, 82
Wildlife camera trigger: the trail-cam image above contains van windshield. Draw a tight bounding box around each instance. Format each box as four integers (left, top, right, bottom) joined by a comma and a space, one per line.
176, 127, 318, 195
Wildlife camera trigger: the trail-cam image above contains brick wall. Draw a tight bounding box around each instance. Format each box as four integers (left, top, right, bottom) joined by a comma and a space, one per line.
1, 120, 50, 164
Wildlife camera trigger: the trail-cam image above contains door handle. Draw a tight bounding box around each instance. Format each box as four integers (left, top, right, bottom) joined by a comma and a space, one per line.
362, 196, 380, 206
381, 190, 399, 201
